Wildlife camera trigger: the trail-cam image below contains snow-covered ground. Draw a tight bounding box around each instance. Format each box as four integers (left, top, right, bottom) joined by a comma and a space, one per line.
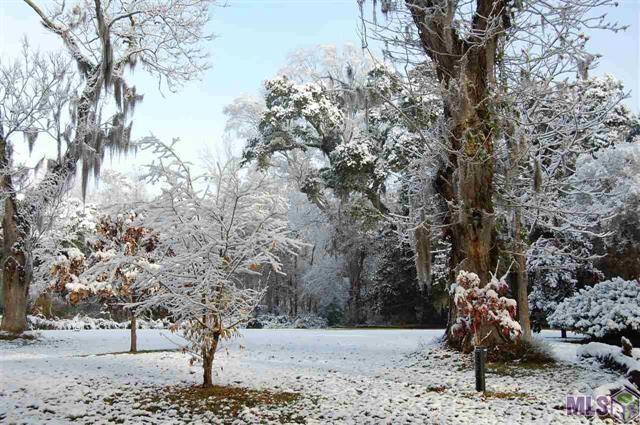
0, 329, 621, 424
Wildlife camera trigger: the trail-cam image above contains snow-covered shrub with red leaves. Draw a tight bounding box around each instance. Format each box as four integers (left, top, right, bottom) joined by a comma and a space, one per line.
450, 271, 522, 346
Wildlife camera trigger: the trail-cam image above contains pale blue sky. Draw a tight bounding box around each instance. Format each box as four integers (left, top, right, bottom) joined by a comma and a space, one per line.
1, 0, 639, 176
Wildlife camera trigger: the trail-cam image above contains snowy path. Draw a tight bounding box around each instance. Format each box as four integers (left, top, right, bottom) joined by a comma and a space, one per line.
0, 329, 618, 424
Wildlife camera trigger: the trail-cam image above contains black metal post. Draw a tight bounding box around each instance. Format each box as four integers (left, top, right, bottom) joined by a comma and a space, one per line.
475, 347, 487, 392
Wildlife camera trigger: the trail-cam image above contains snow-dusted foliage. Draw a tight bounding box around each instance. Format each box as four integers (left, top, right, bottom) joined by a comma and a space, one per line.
48, 247, 87, 304
26, 314, 169, 331
241, 48, 435, 214
249, 313, 328, 329
301, 254, 348, 310
527, 237, 601, 327
571, 142, 640, 279
2, 0, 216, 333
360, 0, 638, 348
31, 198, 98, 298
234, 47, 444, 325
90, 170, 149, 210
246, 75, 344, 169
133, 137, 303, 386
45, 209, 159, 351
578, 342, 640, 372
548, 278, 640, 339
450, 271, 521, 347
48, 212, 158, 307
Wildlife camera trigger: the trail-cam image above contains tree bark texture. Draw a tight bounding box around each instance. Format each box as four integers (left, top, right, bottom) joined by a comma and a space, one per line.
347, 248, 366, 324
514, 209, 533, 342
406, 0, 511, 351
1, 131, 31, 334
129, 315, 137, 353
202, 333, 220, 388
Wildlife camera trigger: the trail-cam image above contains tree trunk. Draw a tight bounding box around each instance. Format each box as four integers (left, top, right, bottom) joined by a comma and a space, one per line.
561, 329, 567, 339
1, 254, 29, 333
449, 117, 502, 352
1, 132, 31, 334
129, 315, 137, 353
0, 66, 102, 334
202, 333, 220, 388
514, 209, 532, 342
347, 248, 366, 324
414, 219, 432, 294
406, 0, 511, 352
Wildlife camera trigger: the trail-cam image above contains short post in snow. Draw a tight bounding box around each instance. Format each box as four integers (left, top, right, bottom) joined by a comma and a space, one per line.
474, 346, 487, 392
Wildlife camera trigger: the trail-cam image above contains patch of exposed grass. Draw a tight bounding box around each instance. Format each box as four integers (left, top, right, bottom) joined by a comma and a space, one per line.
76, 348, 180, 357
0, 331, 38, 341
462, 390, 533, 400
487, 339, 557, 364
487, 361, 556, 377
480, 391, 533, 400
127, 384, 303, 423
425, 385, 448, 393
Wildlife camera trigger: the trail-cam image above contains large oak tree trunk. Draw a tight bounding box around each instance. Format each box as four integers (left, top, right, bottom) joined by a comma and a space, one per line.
0, 68, 101, 334
1, 245, 30, 333
406, 0, 512, 351
451, 117, 503, 352
1, 133, 31, 334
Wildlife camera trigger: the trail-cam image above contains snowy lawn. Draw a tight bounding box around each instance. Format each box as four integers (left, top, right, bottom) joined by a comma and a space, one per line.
0, 329, 621, 424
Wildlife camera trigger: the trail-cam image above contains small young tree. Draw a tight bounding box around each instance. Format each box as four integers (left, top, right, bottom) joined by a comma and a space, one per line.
133, 138, 303, 387
87, 212, 158, 352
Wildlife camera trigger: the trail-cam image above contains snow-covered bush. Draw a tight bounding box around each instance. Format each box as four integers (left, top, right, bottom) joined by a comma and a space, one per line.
548, 278, 640, 340
26, 314, 169, 331
248, 313, 327, 329
293, 314, 328, 329
450, 271, 521, 349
